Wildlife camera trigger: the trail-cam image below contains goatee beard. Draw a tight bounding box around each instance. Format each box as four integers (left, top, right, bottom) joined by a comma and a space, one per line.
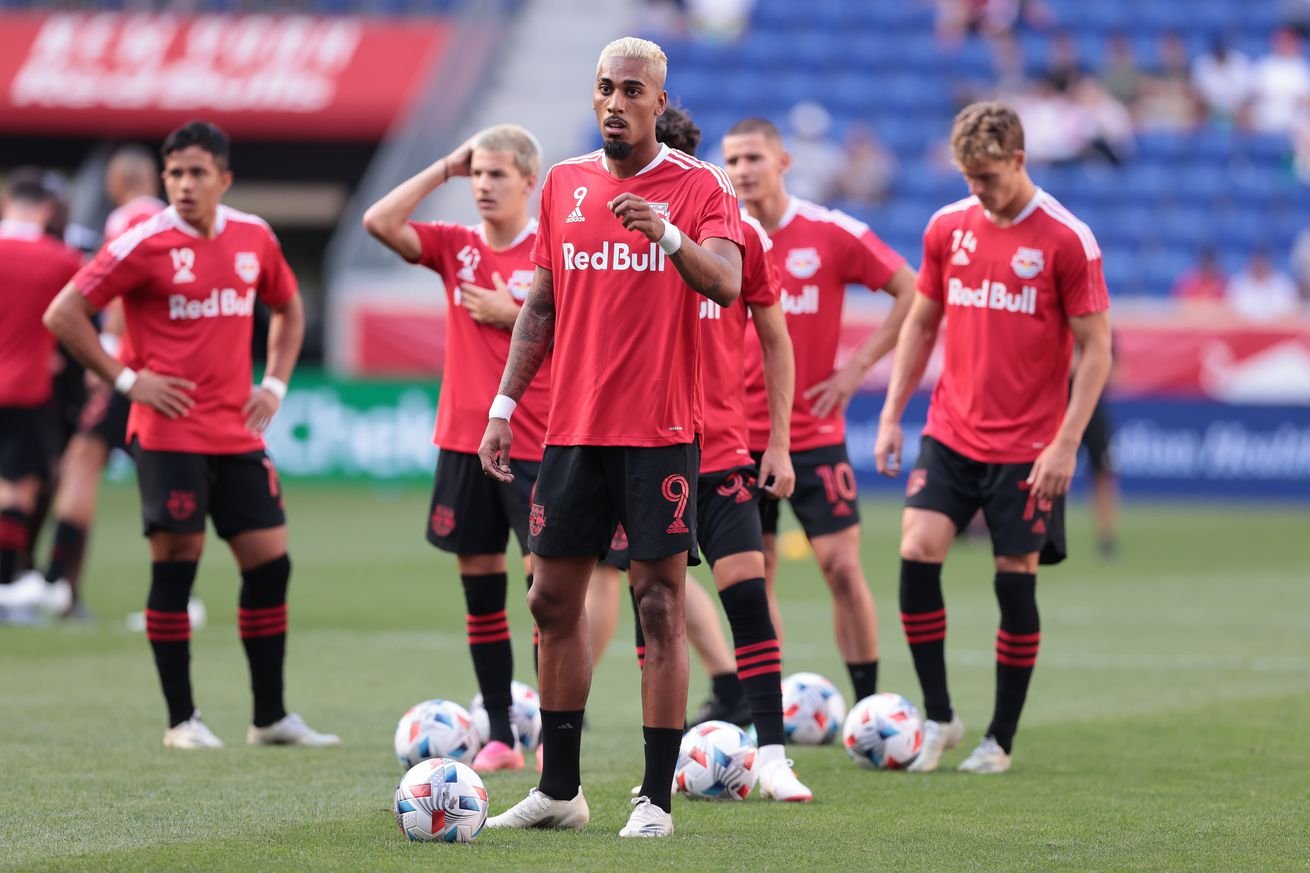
602, 140, 633, 160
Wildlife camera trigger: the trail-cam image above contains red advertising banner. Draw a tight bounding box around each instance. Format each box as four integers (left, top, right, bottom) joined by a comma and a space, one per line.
0, 12, 450, 140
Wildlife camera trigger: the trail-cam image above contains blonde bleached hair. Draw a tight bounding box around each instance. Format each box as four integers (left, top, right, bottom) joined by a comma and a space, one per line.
597, 36, 668, 89
472, 124, 542, 178
950, 100, 1026, 167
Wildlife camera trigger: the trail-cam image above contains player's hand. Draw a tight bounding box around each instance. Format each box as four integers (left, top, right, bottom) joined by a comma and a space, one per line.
460, 272, 520, 328
242, 386, 281, 434
804, 364, 864, 418
607, 193, 665, 242
757, 444, 795, 498
443, 137, 476, 178
1027, 437, 1077, 501
874, 418, 903, 477
479, 418, 515, 483
129, 370, 196, 420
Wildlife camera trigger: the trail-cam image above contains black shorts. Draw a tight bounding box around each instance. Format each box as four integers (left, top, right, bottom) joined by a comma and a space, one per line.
0, 405, 55, 481
698, 466, 765, 566
426, 449, 539, 556
600, 524, 631, 572
1081, 396, 1114, 475
755, 443, 861, 539
77, 387, 130, 451
905, 435, 1067, 565
529, 443, 700, 566
131, 439, 286, 539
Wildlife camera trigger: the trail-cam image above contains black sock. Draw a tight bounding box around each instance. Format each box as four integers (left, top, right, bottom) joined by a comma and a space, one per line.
45, 520, 87, 589
639, 726, 683, 813
900, 559, 952, 722
0, 508, 29, 585
239, 555, 291, 728
525, 573, 538, 677
462, 572, 514, 746
630, 584, 646, 669
846, 660, 879, 701
147, 560, 198, 727
711, 672, 746, 706
988, 572, 1040, 755
538, 708, 584, 800
719, 578, 784, 746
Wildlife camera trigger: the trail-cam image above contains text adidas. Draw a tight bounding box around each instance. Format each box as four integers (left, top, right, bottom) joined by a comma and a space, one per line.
946, 277, 1036, 315
561, 241, 667, 272
169, 288, 256, 321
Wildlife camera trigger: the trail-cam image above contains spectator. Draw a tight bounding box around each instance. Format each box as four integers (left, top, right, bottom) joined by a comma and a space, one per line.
1014, 80, 1092, 164
1073, 77, 1135, 164
783, 101, 844, 203
636, 0, 688, 38
1226, 248, 1302, 320
836, 125, 898, 205
1045, 31, 1081, 93
686, 0, 754, 41
1250, 27, 1310, 133
1289, 224, 1310, 298
1135, 31, 1201, 130
1102, 31, 1143, 106
1192, 34, 1253, 123
935, 0, 1053, 47
1171, 246, 1227, 305
1288, 93, 1310, 181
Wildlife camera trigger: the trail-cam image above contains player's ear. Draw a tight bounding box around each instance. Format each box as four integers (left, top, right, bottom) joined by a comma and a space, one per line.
655, 90, 668, 115
1013, 150, 1027, 173
779, 148, 792, 174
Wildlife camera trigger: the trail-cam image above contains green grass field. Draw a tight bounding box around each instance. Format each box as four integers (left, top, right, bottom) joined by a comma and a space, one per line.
3, 483, 1308, 872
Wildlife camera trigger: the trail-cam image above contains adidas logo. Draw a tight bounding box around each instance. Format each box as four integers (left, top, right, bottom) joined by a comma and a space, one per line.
951, 248, 971, 265
565, 207, 585, 223
557, 722, 576, 730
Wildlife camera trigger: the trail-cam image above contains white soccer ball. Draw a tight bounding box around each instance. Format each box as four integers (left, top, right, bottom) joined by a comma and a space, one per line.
470, 680, 542, 750
781, 672, 847, 745
394, 700, 480, 769
842, 692, 924, 770
674, 721, 758, 800
394, 757, 489, 842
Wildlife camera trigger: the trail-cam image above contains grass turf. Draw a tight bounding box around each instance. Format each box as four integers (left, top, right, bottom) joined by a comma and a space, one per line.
2, 483, 1307, 872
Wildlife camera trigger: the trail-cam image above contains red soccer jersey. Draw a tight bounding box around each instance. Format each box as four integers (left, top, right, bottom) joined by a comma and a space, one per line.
699, 213, 780, 473
742, 197, 906, 452
104, 195, 166, 368
0, 221, 83, 407
918, 190, 1110, 463
406, 219, 551, 461
73, 204, 298, 455
531, 145, 744, 446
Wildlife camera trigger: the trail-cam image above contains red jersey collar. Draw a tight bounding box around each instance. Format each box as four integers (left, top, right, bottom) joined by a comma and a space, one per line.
0, 219, 45, 240
599, 142, 670, 178
775, 196, 803, 232
983, 188, 1045, 227
164, 203, 227, 238
473, 217, 539, 250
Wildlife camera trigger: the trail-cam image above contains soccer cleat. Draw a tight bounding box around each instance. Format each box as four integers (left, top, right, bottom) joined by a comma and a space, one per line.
957, 736, 1012, 774
46, 578, 73, 615
471, 739, 525, 773
0, 570, 48, 609
689, 693, 752, 728
486, 787, 589, 830
163, 712, 224, 749
246, 713, 341, 747
758, 759, 813, 802
907, 715, 965, 772
619, 796, 674, 838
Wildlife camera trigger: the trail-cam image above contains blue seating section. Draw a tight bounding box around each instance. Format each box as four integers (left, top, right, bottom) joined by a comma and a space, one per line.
659, 0, 1309, 297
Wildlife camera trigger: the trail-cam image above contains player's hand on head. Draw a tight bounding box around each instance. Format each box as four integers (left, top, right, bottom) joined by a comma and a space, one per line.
129, 370, 196, 420
444, 138, 476, 178
479, 418, 515, 483
758, 446, 796, 499
1027, 439, 1076, 501
804, 364, 863, 419
242, 385, 282, 434
460, 272, 519, 327
607, 193, 664, 242
874, 420, 903, 477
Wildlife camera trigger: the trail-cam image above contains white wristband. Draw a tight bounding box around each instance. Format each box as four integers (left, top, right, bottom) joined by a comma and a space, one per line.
261, 376, 288, 401
114, 367, 138, 395
488, 394, 517, 421
658, 219, 682, 255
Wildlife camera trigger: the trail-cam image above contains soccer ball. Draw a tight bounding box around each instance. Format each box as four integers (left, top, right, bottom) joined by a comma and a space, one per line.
842, 692, 924, 770
674, 721, 758, 800
394, 757, 489, 842
781, 672, 847, 745
394, 700, 480, 769
470, 680, 542, 750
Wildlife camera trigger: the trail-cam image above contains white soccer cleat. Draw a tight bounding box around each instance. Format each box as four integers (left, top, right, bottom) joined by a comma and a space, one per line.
0, 570, 48, 609
246, 713, 341, 747
486, 787, 590, 830
46, 578, 73, 615
907, 714, 965, 772
758, 759, 813, 802
957, 736, 1012, 774
619, 796, 674, 838
163, 712, 225, 749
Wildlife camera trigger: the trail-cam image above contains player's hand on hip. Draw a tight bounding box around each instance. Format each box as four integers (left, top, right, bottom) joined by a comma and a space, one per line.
242, 386, 281, 434
460, 272, 519, 327
804, 364, 862, 419
1027, 438, 1077, 501
479, 419, 515, 483
607, 193, 664, 241
129, 370, 196, 420
758, 445, 796, 499
874, 419, 903, 477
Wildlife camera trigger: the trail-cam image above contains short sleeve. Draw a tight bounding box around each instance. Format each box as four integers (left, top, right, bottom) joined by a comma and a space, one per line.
691, 172, 745, 250
530, 170, 555, 271
259, 232, 298, 308
840, 223, 905, 292
1055, 229, 1110, 317
741, 220, 780, 307
407, 221, 460, 275
74, 243, 143, 309
916, 218, 945, 303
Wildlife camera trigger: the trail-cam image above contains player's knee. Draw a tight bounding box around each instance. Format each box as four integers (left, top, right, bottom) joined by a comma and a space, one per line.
635, 583, 681, 642
995, 554, 1038, 574
819, 553, 867, 601
525, 584, 566, 628
153, 538, 203, 563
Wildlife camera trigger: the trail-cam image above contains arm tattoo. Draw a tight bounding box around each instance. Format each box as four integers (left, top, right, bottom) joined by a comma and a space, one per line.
498, 267, 555, 401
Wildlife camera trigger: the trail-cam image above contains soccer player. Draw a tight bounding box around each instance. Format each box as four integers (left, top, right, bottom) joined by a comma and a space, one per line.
874, 101, 1112, 773
44, 121, 338, 750
723, 118, 916, 704
34, 145, 167, 617
0, 170, 83, 615
363, 124, 551, 773
479, 37, 744, 837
